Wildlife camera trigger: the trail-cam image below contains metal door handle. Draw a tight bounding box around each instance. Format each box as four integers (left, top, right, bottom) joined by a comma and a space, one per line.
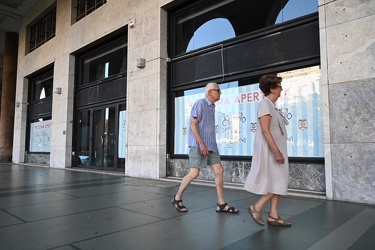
100, 136, 104, 147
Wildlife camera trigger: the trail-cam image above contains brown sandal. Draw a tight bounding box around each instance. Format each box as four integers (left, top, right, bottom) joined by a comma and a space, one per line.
171, 196, 188, 212
216, 203, 239, 213
267, 215, 292, 226
248, 204, 264, 226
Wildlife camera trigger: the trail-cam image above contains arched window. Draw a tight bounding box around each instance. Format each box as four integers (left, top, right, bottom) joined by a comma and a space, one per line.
40, 88, 46, 99
31, 72, 53, 102
186, 18, 235, 52
276, 0, 318, 23
171, 0, 318, 57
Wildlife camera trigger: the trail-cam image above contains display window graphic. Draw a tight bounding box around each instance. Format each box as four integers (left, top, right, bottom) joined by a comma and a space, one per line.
174, 66, 323, 157
30, 120, 52, 152
118, 110, 126, 158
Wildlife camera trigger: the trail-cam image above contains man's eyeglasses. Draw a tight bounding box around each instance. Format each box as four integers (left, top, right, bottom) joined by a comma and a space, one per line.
211, 89, 222, 93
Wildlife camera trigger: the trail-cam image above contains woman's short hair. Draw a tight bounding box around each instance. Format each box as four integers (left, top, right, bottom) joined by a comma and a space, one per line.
259, 74, 282, 96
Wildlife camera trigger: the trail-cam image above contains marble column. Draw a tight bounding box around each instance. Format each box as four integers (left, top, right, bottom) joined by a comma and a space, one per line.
0, 32, 18, 162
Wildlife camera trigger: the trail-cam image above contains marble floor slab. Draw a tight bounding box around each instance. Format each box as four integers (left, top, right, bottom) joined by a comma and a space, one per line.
0, 163, 374, 250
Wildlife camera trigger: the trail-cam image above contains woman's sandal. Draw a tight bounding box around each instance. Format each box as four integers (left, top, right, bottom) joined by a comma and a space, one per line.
171, 195, 188, 212
216, 203, 239, 213
267, 215, 292, 227
248, 204, 264, 226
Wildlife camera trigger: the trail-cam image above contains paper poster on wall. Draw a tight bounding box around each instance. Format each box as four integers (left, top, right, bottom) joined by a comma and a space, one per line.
174, 66, 324, 157
29, 120, 52, 152
118, 110, 126, 158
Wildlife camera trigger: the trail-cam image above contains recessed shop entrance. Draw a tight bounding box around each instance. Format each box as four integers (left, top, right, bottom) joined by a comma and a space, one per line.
76, 103, 125, 171
73, 33, 127, 172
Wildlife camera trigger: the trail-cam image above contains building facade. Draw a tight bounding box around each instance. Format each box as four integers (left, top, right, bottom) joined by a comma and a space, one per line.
6, 0, 375, 204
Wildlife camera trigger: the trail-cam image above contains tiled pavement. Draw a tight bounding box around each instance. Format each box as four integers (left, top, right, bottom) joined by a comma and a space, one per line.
0, 163, 374, 250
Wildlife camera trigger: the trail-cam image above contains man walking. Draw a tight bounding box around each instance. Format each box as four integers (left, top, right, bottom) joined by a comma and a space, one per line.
172, 82, 239, 214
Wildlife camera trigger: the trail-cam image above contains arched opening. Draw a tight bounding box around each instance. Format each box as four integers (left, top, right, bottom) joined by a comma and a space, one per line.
276, 0, 318, 23
186, 18, 235, 52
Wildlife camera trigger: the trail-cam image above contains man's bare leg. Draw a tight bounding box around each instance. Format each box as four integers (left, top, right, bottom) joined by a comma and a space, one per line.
211, 163, 239, 213
175, 168, 200, 200
211, 163, 225, 204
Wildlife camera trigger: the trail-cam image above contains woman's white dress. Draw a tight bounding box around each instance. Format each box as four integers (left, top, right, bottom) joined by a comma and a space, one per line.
244, 97, 289, 195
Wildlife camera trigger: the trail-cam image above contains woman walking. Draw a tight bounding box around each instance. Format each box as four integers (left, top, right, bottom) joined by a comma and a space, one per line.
244, 74, 292, 226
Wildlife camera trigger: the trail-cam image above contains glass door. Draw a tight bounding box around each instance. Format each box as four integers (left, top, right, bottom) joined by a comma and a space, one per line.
117, 104, 126, 169
76, 105, 123, 171
77, 110, 90, 167
102, 107, 116, 169
92, 108, 104, 167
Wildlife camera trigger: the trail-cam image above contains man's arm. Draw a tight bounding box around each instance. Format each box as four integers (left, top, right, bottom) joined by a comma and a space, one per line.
190, 117, 209, 156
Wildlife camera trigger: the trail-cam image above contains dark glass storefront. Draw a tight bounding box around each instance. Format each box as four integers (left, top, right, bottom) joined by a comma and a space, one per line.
165, 0, 324, 192
74, 35, 127, 171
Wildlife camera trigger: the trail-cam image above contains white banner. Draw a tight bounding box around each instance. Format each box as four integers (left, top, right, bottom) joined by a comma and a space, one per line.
118, 110, 126, 158
174, 67, 323, 157
30, 120, 52, 152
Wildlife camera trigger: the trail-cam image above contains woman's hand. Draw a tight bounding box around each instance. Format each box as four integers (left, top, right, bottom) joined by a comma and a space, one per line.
259, 115, 286, 164
275, 152, 285, 164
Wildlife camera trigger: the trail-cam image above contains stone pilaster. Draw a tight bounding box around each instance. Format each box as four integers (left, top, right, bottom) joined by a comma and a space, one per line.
0, 32, 18, 162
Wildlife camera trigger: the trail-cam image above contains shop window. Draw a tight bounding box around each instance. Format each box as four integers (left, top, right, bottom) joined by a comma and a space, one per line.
74, 0, 107, 22
27, 69, 54, 153
169, 0, 321, 160
28, 5, 56, 52
174, 66, 323, 158
29, 117, 52, 153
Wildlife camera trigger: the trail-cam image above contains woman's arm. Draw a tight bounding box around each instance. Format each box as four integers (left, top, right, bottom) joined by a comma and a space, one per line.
259, 115, 285, 164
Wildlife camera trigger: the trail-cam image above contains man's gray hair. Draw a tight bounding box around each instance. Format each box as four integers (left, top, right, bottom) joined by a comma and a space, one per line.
205, 82, 217, 95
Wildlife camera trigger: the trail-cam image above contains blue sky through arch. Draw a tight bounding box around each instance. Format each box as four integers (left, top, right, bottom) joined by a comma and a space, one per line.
276, 0, 318, 23
186, 18, 235, 52
186, 0, 318, 52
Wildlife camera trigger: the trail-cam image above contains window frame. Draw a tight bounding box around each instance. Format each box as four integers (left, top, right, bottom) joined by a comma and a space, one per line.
29, 6, 56, 52
74, 0, 107, 22
170, 0, 318, 58
29, 71, 53, 103
27, 68, 54, 154
167, 0, 322, 163
76, 37, 128, 88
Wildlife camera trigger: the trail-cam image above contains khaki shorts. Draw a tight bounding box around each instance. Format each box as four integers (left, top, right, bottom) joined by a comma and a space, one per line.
188, 147, 221, 168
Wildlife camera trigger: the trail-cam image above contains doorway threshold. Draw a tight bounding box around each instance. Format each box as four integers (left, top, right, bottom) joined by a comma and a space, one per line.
67, 167, 125, 177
